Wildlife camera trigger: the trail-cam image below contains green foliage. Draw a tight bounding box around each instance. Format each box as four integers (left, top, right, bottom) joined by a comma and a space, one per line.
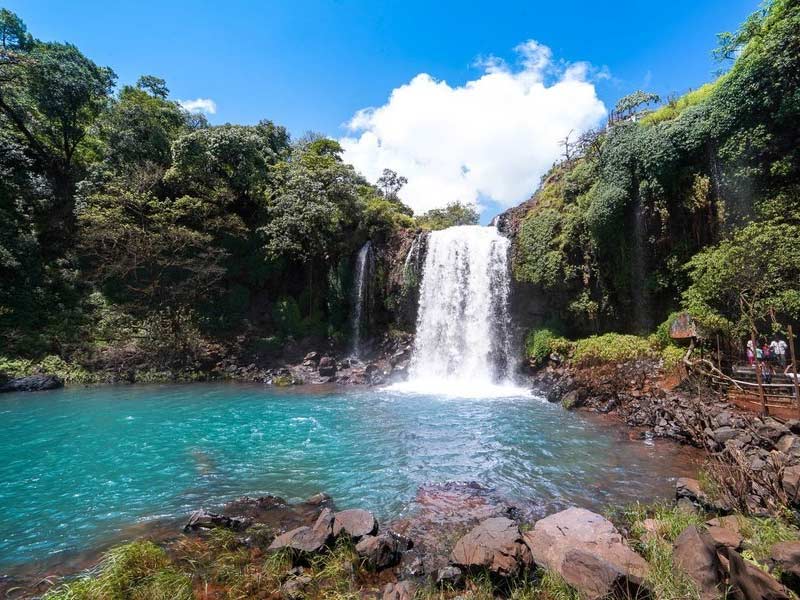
512, 0, 800, 337
683, 217, 800, 335
43, 541, 192, 600
572, 333, 655, 366
737, 515, 799, 563
416, 201, 479, 230
525, 328, 571, 365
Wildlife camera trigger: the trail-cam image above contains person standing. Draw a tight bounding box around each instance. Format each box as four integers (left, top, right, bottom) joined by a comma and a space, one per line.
772, 337, 788, 368
747, 339, 755, 366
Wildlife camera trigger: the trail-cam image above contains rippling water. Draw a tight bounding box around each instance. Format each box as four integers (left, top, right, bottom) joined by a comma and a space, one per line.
0, 383, 699, 571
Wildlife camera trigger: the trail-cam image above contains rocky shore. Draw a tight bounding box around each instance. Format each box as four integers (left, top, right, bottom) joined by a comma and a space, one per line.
20, 478, 799, 599
533, 358, 800, 517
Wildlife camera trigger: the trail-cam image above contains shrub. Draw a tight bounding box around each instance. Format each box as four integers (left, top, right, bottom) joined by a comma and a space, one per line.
572, 333, 655, 366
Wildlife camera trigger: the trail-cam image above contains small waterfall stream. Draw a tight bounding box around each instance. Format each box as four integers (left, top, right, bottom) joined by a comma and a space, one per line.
399, 225, 519, 395
351, 241, 374, 358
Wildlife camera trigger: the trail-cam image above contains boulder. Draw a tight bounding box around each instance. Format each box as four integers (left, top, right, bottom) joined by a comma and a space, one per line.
706, 515, 742, 535
0, 374, 63, 393
356, 533, 406, 569
383, 581, 417, 600
721, 546, 790, 600
712, 426, 740, 445
303, 352, 320, 365
523, 508, 648, 600
333, 508, 377, 539
268, 508, 334, 554
318, 356, 337, 377
770, 540, 800, 593
450, 517, 531, 576
672, 526, 724, 599
782, 465, 800, 504
676, 477, 704, 502
435, 565, 463, 587
706, 525, 743, 550
184, 509, 252, 532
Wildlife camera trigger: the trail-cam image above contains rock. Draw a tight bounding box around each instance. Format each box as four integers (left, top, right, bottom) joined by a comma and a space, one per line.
782, 465, 800, 504
0, 374, 63, 393
305, 492, 333, 506
184, 509, 252, 532
721, 546, 790, 600
672, 526, 724, 599
333, 508, 377, 539
435, 565, 463, 587
318, 356, 337, 377
383, 581, 417, 600
280, 575, 313, 599
758, 418, 790, 443
676, 477, 704, 501
303, 352, 319, 365
706, 525, 743, 550
450, 517, 531, 576
560, 548, 648, 600
770, 541, 800, 593
706, 515, 742, 535
356, 533, 405, 569
523, 508, 648, 600
268, 509, 334, 554
712, 426, 740, 445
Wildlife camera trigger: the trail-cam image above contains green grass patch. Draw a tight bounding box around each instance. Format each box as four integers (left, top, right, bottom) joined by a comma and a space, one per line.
43, 541, 192, 600
640, 81, 719, 125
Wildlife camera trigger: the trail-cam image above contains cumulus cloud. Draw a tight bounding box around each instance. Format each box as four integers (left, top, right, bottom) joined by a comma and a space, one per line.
178, 98, 217, 114
340, 40, 607, 216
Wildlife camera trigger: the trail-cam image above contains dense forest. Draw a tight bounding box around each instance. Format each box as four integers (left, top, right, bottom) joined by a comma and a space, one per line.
1, 0, 799, 382
509, 0, 800, 344
0, 7, 479, 380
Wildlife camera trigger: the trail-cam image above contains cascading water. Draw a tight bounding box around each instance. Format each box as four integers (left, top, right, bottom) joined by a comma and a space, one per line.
395, 225, 521, 396
351, 241, 374, 358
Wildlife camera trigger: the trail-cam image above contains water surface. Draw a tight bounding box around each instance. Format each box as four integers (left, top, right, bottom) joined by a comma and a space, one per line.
0, 383, 698, 571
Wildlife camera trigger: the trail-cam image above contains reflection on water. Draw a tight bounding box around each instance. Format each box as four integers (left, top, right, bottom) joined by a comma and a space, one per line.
0, 383, 700, 572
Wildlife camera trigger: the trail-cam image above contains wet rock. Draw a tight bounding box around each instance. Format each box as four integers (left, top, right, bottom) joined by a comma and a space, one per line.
318, 356, 337, 377
383, 580, 417, 600
356, 533, 406, 569
0, 374, 63, 393
672, 526, 724, 599
184, 509, 252, 532
435, 565, 463, 587
450, 517, 531, 576
305, 492, 333, 506
523, 508, 648, 600
333, 508, 377, 539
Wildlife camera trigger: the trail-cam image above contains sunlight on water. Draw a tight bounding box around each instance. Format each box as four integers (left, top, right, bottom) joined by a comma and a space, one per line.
0, 383, 699, 571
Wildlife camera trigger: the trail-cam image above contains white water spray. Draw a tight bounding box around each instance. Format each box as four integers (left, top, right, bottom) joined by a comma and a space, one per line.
393, 225, 523, 396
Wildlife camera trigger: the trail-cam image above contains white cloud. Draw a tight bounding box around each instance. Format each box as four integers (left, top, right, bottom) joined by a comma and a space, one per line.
340, 40, 607, 216
178, 98, 217, 115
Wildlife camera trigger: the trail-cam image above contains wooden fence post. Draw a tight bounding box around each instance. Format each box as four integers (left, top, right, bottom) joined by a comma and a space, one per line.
752, 330, 767, 416
788, 325, 800, 418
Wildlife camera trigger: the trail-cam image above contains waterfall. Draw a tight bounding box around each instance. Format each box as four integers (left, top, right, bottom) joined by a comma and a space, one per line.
351, 241, 374, 358
398, 225, 520, 395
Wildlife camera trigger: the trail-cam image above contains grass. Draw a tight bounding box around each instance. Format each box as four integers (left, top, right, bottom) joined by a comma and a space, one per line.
640, 80, 721, 125
43, 541, 192, 600
737, 515, 799, 563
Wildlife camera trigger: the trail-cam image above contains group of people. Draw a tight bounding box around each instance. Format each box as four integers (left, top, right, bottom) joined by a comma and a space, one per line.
746, 337, 795, 384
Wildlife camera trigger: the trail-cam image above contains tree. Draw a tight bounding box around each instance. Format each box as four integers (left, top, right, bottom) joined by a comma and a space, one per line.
613, 90, 660, 120
0, 8, 32, 51
683, 216, 800, 336
377, 168, 408, 200
416, 202, 479, 230
136, 74, 168, 99
0, 20, 115, 244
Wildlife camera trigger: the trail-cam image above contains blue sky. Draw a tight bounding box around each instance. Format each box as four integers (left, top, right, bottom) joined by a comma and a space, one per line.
6, 0, 758, 219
